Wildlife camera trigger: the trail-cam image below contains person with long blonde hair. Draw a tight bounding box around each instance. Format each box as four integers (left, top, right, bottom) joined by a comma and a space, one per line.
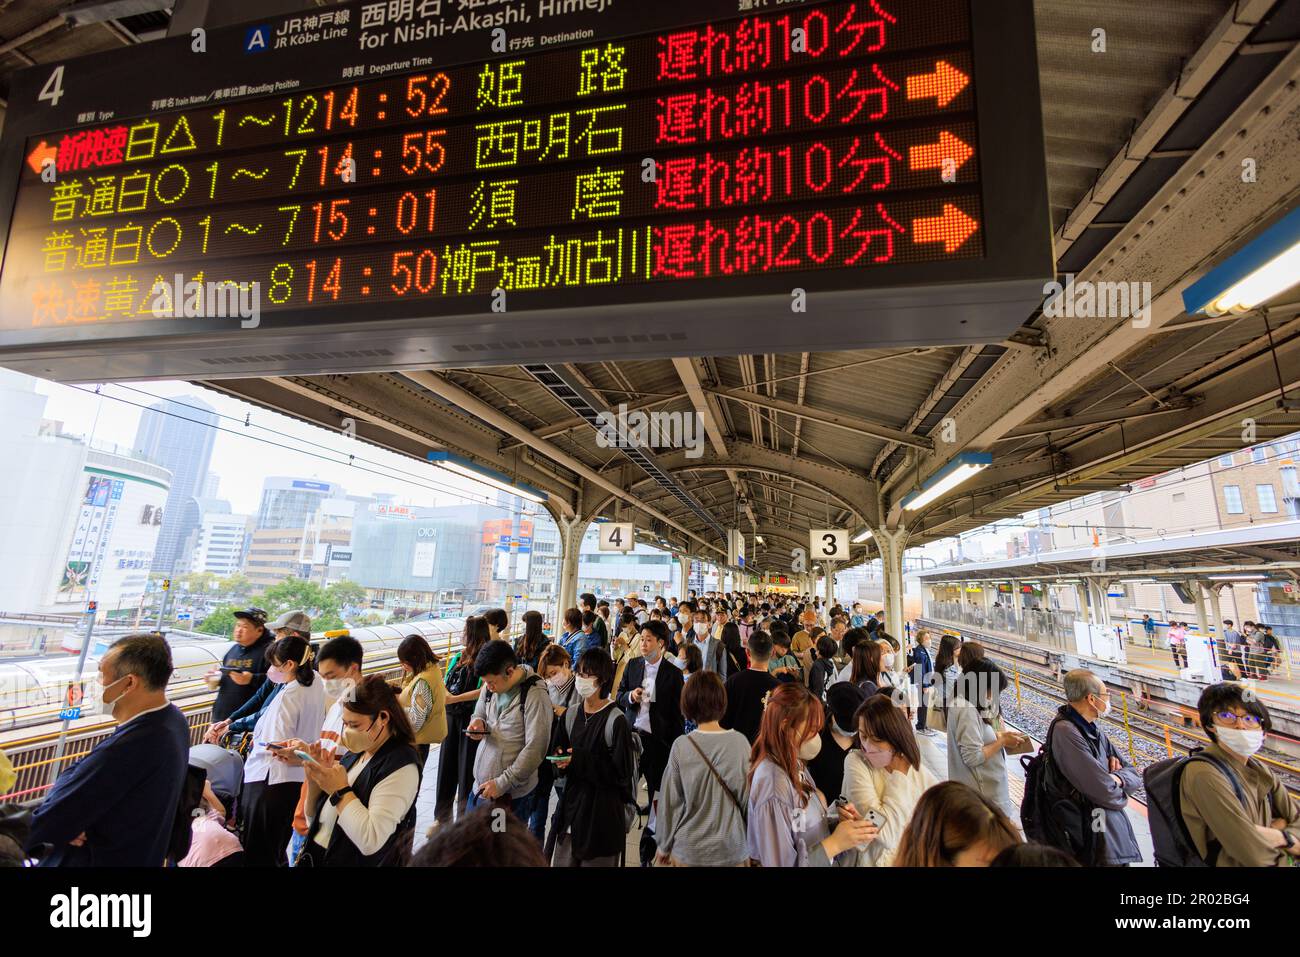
746, 683, 878, 866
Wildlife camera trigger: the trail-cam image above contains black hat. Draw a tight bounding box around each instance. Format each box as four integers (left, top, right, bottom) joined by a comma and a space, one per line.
233, 607, 268, 627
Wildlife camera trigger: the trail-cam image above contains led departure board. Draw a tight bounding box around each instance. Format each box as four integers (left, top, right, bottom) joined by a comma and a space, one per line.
0, 0, 1053, 381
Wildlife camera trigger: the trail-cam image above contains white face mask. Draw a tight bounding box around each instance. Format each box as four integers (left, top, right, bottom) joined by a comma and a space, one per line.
1216, 726, 1264, 758
322, 677, 354, 700
575, 675, 600, 698
798, 735, 822, 761
1093, 695, 1111, 718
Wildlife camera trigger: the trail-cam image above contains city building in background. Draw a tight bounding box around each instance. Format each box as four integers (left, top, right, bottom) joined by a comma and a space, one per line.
245, 527, 307, 589
55, 447, 171, 620
187, 506, 253, 579
131, 395, 216, 575
349, 501, 499, 616
0, 371, 87, 627
576, 525, 675, 599
255, 476, 344, 531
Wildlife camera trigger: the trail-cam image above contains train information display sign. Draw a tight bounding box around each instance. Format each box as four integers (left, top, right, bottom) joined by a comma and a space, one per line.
0, 0, 1053, 380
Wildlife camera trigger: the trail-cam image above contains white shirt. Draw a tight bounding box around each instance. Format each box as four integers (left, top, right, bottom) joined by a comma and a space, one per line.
312, 752, 420, 856
635, 656, 662, 734
318, 699, 349, 756
243, 678, 327, 786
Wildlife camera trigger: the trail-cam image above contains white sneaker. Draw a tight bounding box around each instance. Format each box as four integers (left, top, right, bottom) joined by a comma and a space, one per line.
918, 728, 937, 737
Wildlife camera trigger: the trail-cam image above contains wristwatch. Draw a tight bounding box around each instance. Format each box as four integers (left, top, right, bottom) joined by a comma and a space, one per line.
329, 785, 354, 807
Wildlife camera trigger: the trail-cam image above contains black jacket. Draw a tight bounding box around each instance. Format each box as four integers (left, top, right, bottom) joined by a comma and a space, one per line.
304, 736, 422, 867
555, 703, 634, 859
211, 631, 272, 722
616, 654, 684, 744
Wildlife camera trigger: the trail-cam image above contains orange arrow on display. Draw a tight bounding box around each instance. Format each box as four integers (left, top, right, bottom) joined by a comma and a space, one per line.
912, 203, 978, 253
27, 140, 56, 175
905, 61, 969, 108
908, 130, 974, 174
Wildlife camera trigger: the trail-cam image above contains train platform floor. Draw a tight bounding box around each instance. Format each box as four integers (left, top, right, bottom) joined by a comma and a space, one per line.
410, 714, 1156, 866
924, 616, 1300, 712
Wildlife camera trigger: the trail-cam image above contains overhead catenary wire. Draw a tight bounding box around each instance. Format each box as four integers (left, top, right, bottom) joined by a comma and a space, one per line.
64, 382, 548, 523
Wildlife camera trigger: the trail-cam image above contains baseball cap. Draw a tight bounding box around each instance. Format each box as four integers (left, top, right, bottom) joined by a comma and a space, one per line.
232, 607, 268, 627
270, 610, 312, 635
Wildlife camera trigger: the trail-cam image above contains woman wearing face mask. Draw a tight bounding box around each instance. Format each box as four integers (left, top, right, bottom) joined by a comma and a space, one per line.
1179, 683, 1300, 866
611, 611, 642, 696
947, 659, 1025, 822
843, 694, 939, 866
551, 649, 634, 867
805, 682, 864, 804
239, 634, 327, 867
298, 676, 422, 866
747, 683, 878, 866
395, 633, 447, 768
533, 644, 577, 851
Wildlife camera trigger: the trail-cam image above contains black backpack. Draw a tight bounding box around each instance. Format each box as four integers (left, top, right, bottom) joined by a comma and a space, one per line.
1020, 715, 1105, 865
1144, 750, 1249, 867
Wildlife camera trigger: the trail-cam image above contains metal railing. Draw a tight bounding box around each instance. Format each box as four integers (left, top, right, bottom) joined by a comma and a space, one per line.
926, 600, 1078, 648
0, 626, 475, 805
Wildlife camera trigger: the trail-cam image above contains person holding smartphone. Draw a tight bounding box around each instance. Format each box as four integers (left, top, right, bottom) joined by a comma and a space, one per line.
843, 694, 939, 867
207, 608, 272, 722
747, 683, 878, 867
239, 635, 326, 867
946, 659, 1025, 823
549, 649, 633, 867
297, 676, 422, 867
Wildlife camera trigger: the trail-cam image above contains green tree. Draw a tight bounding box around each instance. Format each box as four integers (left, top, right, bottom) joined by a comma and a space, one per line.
199, 604, 238, 638
313, 611, 347, 633
217, 573, 254, 600
259, 579, 337, 619
327, 579, 367, 610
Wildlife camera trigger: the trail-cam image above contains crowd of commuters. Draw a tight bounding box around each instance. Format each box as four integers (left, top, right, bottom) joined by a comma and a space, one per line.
9, 589, 1298, 870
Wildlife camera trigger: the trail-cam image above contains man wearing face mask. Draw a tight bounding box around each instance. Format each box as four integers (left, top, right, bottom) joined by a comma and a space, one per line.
1178, 683, 1300, 866
274, 632, 360, 865
27, 634, 190, 866
1045, 670, 1143, 866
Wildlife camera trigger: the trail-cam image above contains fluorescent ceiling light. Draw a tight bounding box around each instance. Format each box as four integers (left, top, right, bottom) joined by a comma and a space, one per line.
1183, 206, 1300, 315
426, 451, 548, 504
851, 527, 873, 543
1118, 578, 1157, 584
1207, 574, 1267, 581
900, 452, 993, 511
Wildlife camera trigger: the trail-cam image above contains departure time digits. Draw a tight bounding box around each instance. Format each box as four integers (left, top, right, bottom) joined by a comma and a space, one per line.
8, 0, 985, 329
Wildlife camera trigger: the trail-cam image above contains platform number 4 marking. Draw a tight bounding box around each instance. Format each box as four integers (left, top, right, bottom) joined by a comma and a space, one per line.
599, 522, 635, 553
39, 66, 65, 107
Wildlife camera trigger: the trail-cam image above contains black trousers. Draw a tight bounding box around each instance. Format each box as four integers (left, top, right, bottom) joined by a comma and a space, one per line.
434, 708, 469, 823
241, 780, 301, 868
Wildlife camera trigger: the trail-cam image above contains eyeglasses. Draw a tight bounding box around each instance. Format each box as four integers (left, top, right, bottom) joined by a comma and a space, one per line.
1213, 711, 1262, 728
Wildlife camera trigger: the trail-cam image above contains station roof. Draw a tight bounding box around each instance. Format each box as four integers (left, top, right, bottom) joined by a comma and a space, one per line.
915, 518, 1300, 581
2, 1, 1299, 572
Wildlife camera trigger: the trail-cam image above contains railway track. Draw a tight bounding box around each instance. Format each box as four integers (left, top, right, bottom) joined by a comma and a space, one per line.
980, 645, 1300, 799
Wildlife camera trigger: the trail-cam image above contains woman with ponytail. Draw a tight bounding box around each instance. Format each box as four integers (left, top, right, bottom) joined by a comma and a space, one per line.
239, 633, 327, 866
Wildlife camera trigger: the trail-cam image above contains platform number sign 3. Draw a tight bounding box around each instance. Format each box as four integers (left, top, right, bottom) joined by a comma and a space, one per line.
38, 66, 65, 106
599, 522, 635, 553
810, 529, 851, 562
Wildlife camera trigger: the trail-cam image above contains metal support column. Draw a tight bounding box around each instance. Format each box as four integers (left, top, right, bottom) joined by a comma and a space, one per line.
556, 516, 583, 615
1190, 580, 1210, 644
